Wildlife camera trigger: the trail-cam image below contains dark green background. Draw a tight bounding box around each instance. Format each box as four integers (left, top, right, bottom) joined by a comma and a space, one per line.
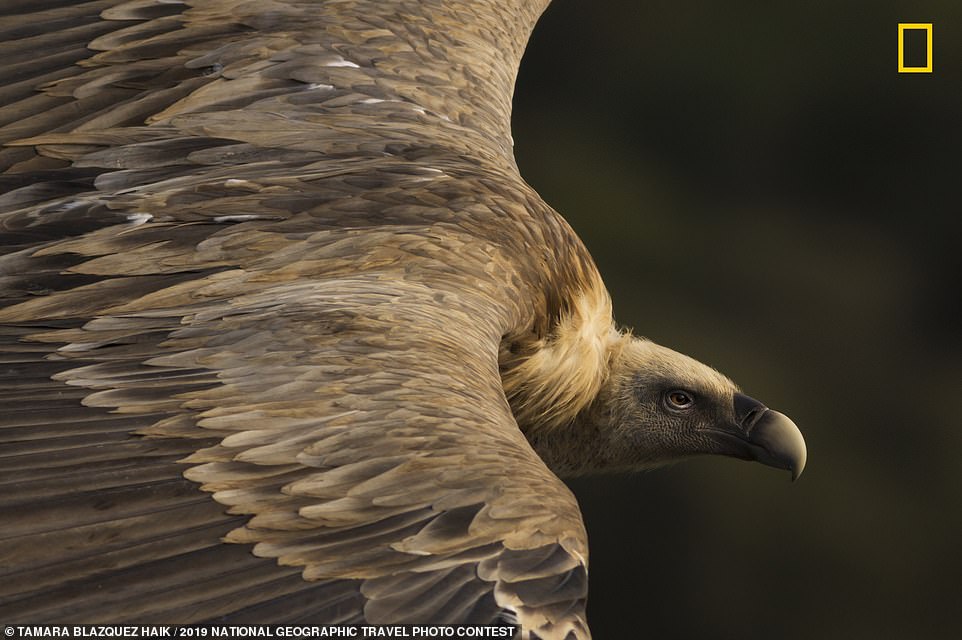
512, 1, 960, 638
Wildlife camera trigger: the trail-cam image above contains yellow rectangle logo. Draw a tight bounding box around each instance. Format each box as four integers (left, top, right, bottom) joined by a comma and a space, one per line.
898, 23, 933, 73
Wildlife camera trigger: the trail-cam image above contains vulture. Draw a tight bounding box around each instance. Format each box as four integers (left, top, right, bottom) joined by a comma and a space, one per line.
0, 0, 807, 637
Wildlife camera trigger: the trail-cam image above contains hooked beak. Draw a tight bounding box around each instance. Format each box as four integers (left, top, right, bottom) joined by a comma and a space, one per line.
718, 393, 808, 480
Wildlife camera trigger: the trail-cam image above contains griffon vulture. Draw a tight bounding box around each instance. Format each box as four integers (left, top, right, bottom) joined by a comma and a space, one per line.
0, 0, 806, 637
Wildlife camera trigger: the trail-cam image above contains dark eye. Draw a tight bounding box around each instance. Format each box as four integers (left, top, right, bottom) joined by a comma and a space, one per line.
665, 390, 695, 410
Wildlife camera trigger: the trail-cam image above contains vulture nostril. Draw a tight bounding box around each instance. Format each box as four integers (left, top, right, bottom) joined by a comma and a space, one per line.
733, 392, 768, 430
743, 407, 766, 432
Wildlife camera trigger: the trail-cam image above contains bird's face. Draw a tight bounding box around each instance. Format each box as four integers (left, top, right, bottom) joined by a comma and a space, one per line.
596, 338, 807, 479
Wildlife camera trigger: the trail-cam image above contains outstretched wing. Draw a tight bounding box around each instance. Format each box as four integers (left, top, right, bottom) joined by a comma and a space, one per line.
0, 0, 547, 174
0, 1, 592, 638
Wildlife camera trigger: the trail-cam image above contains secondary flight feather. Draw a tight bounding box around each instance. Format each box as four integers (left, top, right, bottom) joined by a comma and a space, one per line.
0, 1, 805, 637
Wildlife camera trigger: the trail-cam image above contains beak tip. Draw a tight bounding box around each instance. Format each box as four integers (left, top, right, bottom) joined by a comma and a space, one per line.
789, 433, 807, 481
750, 409, 807, 482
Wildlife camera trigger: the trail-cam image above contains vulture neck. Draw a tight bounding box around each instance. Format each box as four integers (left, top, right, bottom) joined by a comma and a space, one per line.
502, 278, 627, 441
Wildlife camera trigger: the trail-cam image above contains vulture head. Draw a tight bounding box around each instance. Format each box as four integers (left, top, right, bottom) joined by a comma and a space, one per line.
508, 294, 807, 481
590, 338, 806, 478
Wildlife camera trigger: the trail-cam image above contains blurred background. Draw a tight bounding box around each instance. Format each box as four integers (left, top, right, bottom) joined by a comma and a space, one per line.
512, 1, 961, 638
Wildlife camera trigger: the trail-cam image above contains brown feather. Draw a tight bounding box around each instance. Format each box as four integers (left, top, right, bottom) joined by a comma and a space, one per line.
0, 1, 597, 636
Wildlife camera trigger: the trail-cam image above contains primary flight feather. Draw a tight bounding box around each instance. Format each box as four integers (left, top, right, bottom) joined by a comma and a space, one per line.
0, 1, 806, 637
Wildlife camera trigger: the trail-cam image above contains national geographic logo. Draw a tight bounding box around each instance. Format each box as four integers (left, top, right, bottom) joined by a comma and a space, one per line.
898, 23, 933, 73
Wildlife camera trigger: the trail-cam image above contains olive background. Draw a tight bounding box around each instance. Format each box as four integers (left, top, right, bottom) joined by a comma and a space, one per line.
511, 2, 961, 638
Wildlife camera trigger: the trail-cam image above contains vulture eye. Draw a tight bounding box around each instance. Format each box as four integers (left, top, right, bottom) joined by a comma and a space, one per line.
665, 390, 695, 410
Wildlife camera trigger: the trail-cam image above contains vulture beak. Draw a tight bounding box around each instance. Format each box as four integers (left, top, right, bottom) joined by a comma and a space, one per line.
719, 393, 808, 480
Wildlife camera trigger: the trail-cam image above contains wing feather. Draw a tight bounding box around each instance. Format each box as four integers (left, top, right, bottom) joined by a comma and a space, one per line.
0, 1, 594, 637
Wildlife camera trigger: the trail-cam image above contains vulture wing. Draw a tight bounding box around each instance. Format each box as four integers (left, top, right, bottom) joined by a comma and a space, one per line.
0, 0, 593, 637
